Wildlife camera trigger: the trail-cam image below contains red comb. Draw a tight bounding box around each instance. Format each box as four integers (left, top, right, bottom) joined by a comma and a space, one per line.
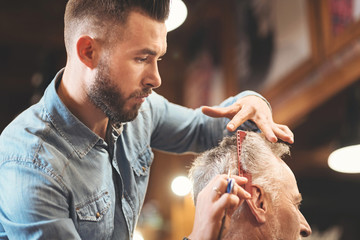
237, 130, 252, 194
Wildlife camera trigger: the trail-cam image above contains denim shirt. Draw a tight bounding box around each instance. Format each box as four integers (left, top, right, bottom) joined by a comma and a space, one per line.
0, 70, 261, 240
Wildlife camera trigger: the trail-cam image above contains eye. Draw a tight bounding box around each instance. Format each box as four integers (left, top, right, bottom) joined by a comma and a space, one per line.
135, 57, 148, 63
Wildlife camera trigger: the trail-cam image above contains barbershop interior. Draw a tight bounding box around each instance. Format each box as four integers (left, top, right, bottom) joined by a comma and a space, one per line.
1, 0, 360, 239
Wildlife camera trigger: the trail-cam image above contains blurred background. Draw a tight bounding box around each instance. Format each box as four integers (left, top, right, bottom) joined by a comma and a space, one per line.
1, 0, 360, 239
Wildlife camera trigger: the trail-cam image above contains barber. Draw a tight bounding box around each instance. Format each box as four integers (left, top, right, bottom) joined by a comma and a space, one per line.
0, 0, 294, 239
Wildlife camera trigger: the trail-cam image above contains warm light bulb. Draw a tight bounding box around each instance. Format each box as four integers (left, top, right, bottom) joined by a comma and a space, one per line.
166, 0, 188, 32
328, 144, 360, 173
171, 176, 192, 196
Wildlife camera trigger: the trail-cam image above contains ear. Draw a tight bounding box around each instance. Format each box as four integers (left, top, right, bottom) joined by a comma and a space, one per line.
76, 36, 98, 69
246, 185, 267, 224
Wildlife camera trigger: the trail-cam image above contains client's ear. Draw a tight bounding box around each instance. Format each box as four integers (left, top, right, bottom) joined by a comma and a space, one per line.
246, 185, 267, 224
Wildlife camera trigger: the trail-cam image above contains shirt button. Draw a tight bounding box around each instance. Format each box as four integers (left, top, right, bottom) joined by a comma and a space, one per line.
142, 167, 146, 172
96, 212, 100, 218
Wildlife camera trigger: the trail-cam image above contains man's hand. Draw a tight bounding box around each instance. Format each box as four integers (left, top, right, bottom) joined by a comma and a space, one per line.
188, 175, 251, 240
202, 95, 294, 143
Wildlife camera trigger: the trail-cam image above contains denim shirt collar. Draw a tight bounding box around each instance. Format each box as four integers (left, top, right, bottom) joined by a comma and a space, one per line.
43, 69, 102, 159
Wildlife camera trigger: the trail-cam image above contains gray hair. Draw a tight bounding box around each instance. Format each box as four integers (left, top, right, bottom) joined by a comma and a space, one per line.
188, 131, 290, 205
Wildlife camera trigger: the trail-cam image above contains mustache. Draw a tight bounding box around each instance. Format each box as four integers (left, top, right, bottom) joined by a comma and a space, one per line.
130, 88, 152, 98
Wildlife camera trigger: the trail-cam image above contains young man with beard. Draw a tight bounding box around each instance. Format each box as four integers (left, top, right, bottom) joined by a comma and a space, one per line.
0, 1, 294, 239
188, 131, 312, 240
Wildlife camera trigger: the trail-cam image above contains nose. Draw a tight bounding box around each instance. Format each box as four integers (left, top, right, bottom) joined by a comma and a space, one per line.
299, 212, 312, 237
143, 62, 161, 89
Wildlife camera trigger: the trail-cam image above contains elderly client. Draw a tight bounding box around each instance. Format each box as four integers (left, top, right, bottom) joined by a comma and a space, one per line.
188, 131, 312, 240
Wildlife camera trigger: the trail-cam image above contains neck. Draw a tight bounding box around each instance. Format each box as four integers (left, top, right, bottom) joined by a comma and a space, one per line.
58, 65, 109, 139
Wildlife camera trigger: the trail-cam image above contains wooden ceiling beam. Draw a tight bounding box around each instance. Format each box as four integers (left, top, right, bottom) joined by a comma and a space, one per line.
269, 44, 360, 128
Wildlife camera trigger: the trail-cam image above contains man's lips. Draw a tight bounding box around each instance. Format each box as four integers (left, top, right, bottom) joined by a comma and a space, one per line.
138, 93, 149, 98
130, 89, 152, 102
133, 93, 150, 103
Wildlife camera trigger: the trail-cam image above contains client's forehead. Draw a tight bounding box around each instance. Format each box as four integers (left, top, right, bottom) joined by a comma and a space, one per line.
278, 161, 300, 197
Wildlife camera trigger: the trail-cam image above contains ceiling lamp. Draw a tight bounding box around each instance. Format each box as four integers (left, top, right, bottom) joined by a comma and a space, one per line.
328, 145, 360, 174
166, 0, 188, 32
327, 81, 360, 174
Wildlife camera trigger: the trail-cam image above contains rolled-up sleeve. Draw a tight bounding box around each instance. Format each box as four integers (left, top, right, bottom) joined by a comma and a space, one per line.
148, 90, 266, 153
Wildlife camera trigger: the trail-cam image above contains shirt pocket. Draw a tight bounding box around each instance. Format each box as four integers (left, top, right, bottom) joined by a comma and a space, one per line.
129, 145, 153, 210
75, 191, 113, 238
130, 145, 154, 177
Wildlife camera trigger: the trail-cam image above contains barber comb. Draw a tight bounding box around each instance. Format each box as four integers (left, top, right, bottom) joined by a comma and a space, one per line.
217, 130, 253, 240
237, 130, 252, 195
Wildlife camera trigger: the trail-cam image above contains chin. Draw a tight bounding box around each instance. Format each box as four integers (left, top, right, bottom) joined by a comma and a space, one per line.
111, 106, 141, 123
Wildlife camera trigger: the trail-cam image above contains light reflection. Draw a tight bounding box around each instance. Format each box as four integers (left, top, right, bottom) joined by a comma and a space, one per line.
171, 176, 192, 196
134, 230, 144, 240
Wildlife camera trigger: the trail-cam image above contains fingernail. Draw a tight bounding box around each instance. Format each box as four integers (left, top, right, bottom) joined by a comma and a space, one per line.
245, 191, 251, 198
228, 123, 235, 131
240, 177, 248, 182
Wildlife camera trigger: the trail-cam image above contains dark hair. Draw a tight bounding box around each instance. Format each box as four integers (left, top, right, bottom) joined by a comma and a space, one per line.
65, 0, 170, 24
64, 0, 170, 53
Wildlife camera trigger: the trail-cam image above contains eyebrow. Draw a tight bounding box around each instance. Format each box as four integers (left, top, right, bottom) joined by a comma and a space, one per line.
135, 48, 166, 57
295, 193, 303, 204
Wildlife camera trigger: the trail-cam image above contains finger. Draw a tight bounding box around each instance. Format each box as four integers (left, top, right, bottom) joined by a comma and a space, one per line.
253, 119, 278, 143
211, 185, 223, 199
232, 184, 251, 199
232, 175, 248, 186
273, 124, 294, 143
226, 105, 253, 132
214, 176, 250, 201
231, 176, 252, 199
202, 106, 236, 119
208, 175, 249, 201
227, 199, 245, 216
209, 175, 231, 200
214, 194, 242, 217
204, 189, 240, 221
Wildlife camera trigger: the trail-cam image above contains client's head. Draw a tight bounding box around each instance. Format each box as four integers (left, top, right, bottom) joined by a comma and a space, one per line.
189, 131, 311, 240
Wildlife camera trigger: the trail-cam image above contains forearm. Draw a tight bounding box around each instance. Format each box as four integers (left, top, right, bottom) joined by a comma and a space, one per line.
149, 90, 264, 153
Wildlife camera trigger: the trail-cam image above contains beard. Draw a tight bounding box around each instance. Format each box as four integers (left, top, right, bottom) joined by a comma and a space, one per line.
87, 59, 151, 123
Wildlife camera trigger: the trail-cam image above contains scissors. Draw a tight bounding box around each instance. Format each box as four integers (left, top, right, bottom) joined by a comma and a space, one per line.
217, 170, 234, 240
217, 130, 252, 240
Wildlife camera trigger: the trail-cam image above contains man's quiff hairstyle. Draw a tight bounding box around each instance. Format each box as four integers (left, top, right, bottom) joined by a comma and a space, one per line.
64, 0, 170, 54
189, 131, 290, 205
